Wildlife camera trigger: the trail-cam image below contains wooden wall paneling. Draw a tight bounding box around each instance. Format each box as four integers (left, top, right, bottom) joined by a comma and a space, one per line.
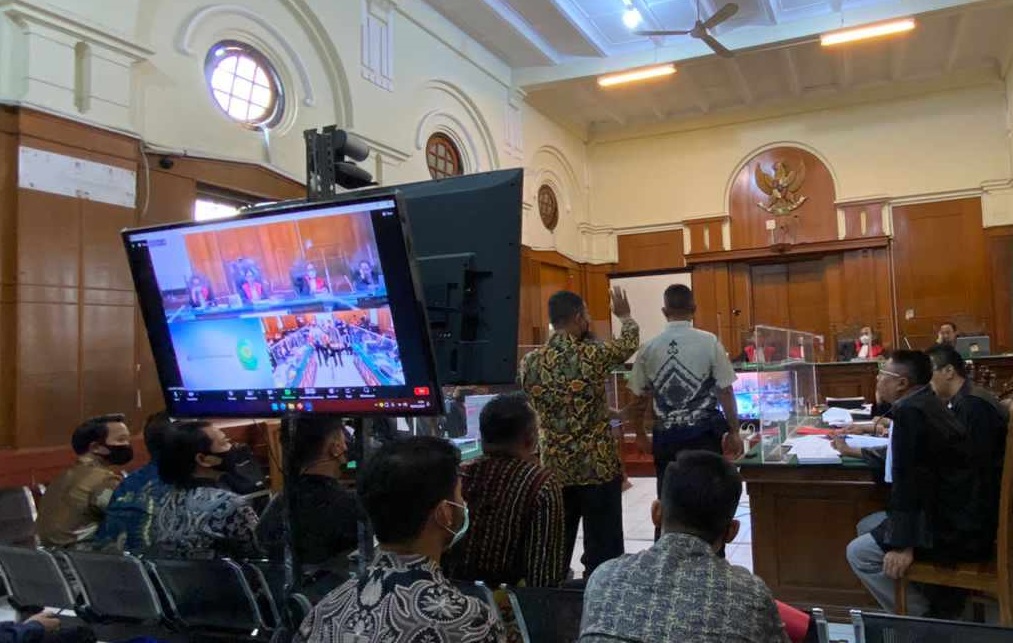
616, 230, 685, 273
686, 217, 726, 255
840, 200, 886, 240
0, 131, 16, 446
693, 263, 733, 348
729, 262, 753, 347
750, 264, 790, 329
873, 247, 896, 350
583, 264, 614, 334
728, 147, 838, 250
148, 155, 304, 202
787, 260, 829, 360
141, 170, 197, 226
893, 198, 990, 348
986, 227, 1013, 352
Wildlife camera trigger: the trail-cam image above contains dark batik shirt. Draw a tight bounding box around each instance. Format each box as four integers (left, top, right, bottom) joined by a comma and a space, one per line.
295, 551, 505, 643
580, 533, 785, 643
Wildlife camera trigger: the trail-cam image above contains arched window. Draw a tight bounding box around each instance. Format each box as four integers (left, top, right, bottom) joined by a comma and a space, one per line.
426, 133, 463, 179
205, 41, 284, 128
538, 185, 559, 231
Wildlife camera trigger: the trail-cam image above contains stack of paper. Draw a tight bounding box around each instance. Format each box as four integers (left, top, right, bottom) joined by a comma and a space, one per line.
845, 435, 889, 449
783, 435, 842, 464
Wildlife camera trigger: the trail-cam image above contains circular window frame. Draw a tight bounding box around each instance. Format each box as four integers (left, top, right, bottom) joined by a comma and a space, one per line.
426, 133, 464, 180
538, 184, 560, 232
204, 40, 285, 130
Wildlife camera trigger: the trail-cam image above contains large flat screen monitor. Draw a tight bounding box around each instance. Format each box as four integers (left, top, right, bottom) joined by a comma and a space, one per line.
733, 371, 792, 422
124, 192, 442, 418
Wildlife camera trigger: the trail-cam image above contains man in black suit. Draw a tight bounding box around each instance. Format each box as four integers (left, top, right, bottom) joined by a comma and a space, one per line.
845, 350, 989, 616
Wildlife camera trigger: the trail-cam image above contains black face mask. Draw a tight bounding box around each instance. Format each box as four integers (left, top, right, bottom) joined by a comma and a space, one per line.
104, 444, 134, 466
206, 446, 244, 473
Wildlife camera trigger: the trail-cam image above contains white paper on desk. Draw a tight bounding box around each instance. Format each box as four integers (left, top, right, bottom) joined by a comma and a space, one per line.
844, 435, 890, 449
784, 435, 842, 464
822, 407, 854, 426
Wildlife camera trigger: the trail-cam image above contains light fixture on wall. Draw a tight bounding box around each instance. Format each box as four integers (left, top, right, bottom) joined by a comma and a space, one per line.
622, 1, 642, 30
597, 63, 676, 88
820, 18, 915, 47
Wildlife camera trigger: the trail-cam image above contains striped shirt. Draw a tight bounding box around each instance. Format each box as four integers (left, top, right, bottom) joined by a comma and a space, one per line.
443, 453, 567, 587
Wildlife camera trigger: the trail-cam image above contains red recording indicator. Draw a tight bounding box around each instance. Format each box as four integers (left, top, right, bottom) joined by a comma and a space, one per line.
414, 386, 431, 397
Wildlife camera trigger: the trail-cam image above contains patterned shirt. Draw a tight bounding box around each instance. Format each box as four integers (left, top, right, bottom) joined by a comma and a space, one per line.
153, 482, 261, 560
443, 453, 567, 588
519, 319, 639, 486
295, 550, 506, 643
93, 462, 170, 553
580, 533, 785, 643
628, 321, 736, 444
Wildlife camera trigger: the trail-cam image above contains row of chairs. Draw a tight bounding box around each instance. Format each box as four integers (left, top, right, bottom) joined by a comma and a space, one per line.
812, 608, 1013, 642
0, 544, 305, 641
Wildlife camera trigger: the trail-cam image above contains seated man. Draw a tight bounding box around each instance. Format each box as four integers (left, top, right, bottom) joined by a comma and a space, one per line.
37, 414, 133, 548
153, 421, 261, 560
295, 436, 505, 643
846, 350, 988, 616
927, 344, 1008, 550
259, 417, 363, 570
93, 412, 173, 553
580, 451, 785, 642
443, 393, 567, 587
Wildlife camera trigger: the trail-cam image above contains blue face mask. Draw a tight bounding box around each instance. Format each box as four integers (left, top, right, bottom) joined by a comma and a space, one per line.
442, 500, 470, 549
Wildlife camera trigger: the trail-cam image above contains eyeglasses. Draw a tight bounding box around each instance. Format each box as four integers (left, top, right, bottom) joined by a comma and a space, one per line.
877, 369, 903, 379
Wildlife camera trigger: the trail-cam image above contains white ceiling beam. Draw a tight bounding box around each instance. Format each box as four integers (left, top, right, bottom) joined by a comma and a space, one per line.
782, 48, 802, 97
580, 85, 627, 127
678, 67, 712, 114
727, 59, 755, 104
946, 11, 968, 72
546, 0, 611, 57
479, 0, 562, 65
515, 0, 982, 89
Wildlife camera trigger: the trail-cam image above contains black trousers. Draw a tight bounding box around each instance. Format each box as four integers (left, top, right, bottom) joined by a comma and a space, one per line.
562, 476, 624, 578
654, 432, 723, 541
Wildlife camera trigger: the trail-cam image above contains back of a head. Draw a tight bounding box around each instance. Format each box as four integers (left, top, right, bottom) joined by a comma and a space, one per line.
291, 416, 343, 472
890, 349, 933, 386
664, 284, 696, 315
358, 436, 460, 544
547, 290, 584, 328
662, 450, 742, 543
479, 392, 536, 447
926, 344, 967, 379
143, 411, 173, 459
158, 420, 212, 487
71, 413, 127, 455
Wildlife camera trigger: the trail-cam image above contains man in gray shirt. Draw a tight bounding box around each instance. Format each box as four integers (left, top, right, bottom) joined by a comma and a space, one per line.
625, 285, 743, 504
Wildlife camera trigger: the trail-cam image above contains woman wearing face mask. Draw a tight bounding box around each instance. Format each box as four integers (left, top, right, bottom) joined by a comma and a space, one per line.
854, 326, 884, 361
152, 421, 262, 560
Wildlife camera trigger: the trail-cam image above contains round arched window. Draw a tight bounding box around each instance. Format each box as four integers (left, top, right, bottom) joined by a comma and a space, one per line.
426, 133, 463, 179
538, 185, 559, 231
205, 41, 284, 128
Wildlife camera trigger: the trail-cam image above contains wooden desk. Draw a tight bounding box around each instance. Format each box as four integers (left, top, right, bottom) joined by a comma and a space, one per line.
739, 454, 889, 617
816, 361, 879, 402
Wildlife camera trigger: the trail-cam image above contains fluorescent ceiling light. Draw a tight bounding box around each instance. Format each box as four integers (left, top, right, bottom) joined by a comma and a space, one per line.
597, 64, 676, 88
820, 18, 915, 47
622, 7, 642, 30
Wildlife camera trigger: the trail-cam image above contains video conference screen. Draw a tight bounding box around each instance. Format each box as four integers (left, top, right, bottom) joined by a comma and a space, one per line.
124, 193, 441, 417
733, 371, 792, 422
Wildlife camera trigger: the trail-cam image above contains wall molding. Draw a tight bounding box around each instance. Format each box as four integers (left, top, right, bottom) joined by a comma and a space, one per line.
420, 79, 499, 171
614, 221, 686, 235
0, 0, 153, 61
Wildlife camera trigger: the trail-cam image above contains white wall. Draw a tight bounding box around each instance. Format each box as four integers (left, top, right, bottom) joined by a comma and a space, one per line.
0, 0, 597, 260
589, 83, 1013, 231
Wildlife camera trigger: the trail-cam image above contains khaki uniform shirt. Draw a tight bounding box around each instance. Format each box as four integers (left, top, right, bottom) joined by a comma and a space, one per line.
37, 456, 121, 547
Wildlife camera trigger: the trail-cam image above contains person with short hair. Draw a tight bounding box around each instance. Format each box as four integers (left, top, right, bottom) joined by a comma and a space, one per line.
443, 392, 567, 587
937, 321, 958, 347
519, 287, 639, 578
625, 285, 743, 529
37, 414, 132, 548
258, 417, 363, 569
93, 411, 174, 553
153, 421, 261, 560
579, 451, 785, 642
296, 436, 505, 643
845, 350, 986, 616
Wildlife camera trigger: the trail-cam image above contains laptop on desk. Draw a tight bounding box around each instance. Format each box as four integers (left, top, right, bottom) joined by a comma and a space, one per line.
955, 335, 990, 359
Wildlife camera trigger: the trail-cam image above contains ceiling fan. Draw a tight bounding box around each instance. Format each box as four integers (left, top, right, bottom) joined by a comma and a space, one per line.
633, 1, 739, 58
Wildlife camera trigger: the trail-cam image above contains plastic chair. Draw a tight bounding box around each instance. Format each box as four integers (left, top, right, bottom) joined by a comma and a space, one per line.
0, 545, 75, 612
852, 609, 1013, 642
59, 550, 162, 624
145, 558, 265, 637
506, 586, 584, 643
0, 487, 38, 547
897, 413, 1013, 625
242, 562, 283, 630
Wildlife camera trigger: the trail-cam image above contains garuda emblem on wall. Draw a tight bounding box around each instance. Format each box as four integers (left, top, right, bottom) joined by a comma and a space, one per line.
754, 161, 808, 215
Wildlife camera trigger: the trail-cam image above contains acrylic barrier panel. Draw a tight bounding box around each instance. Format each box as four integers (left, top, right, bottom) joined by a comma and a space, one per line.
740, 325, 825, 365
735, 363, 819, 463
